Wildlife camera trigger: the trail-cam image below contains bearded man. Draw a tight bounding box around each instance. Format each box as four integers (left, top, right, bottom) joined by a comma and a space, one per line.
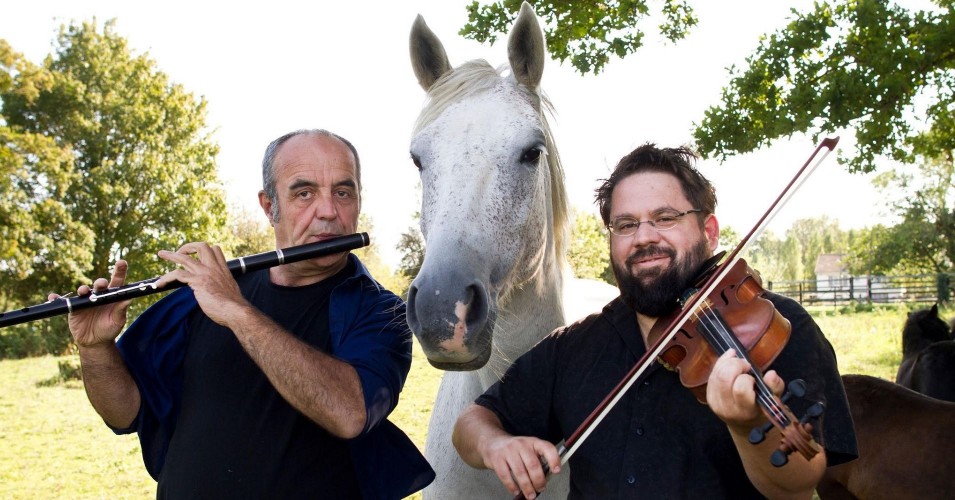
451, 143, 858, 499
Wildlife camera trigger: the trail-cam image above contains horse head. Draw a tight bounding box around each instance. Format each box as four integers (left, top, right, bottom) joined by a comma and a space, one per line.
902, 303, 953, 358
406, 2, 568, 371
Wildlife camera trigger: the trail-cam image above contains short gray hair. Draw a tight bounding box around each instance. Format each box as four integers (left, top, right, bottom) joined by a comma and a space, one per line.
261, 129, 362, 222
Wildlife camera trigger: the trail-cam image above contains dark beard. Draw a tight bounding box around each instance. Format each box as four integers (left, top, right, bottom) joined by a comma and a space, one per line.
613, 238, 711, 317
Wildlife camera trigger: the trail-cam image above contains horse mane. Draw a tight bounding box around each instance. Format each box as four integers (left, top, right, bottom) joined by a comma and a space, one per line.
413, 60, 570, 270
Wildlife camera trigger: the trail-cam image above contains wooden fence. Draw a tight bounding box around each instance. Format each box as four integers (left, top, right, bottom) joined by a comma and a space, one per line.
766, 273, 954, 306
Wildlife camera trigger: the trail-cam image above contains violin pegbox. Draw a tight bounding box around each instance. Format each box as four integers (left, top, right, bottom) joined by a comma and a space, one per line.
747, 379, 826, 467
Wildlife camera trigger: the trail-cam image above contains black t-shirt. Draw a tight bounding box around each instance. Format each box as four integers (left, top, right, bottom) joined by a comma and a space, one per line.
157, 262, 361, 499
476, 292, 858, 499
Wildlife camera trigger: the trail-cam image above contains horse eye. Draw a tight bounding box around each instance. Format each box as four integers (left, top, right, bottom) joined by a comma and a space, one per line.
411, 154, 423, 171
521, 147, 542, 164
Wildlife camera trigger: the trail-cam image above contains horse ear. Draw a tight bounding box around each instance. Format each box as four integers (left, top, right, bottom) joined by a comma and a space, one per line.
931, 303, 939, 316
410, 14, 452, 91
508, 1, 546, 90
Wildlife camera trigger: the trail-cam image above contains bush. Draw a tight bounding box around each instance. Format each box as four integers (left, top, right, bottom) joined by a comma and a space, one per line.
0, 318, 74, 359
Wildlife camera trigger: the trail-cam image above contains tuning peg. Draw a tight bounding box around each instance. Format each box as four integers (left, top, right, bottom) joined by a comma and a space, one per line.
749, 379, 808, 445
801, 402, 825, 423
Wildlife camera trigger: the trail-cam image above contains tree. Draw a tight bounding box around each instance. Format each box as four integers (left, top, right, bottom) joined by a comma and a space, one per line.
0, 41, 95, 309
461, 0, 698, 74
353, 214, 407, 297
1, 19, 231, 301
785, 216, 849, 280
694, 1, 955, 174
848, 152, 954, 273
229, 206, 273, 258
396, 221, 425, 289
568, 209, 611, 282
718, 225, 741, 253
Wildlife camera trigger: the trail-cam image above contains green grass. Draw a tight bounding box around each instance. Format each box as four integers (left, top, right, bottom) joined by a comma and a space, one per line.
0, 305, 950, 498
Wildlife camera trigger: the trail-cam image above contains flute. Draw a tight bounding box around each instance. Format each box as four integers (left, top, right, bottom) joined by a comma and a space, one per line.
0, 232, 370, 329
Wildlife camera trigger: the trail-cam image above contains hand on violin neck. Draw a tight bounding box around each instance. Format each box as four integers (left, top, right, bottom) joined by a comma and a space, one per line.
706, 350, 785, 432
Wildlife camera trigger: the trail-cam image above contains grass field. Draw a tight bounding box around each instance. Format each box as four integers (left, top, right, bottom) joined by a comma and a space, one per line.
0, 303, 950, 498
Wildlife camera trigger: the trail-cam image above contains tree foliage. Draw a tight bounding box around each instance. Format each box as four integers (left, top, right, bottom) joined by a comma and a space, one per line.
743, 216, 857, 282
694, 0, 955, 173
846, 152, 954, 273
786, 215, 849, 279
1, 20, 230, 305
353, 214, 408, 297
0, 40, 94, 306
396, 220, 425, 288
568, 209, 611, 282
229, 206, 273, 258
461, 0, 698, 74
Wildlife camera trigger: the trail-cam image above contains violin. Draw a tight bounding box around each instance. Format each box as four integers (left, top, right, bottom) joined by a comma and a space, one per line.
648, 253, 824, 465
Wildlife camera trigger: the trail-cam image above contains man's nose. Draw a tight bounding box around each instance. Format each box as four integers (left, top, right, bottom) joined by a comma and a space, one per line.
313, 193, 338, 220
630, 222, 661, 246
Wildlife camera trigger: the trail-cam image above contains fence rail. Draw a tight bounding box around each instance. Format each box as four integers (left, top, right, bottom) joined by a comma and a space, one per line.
766, 273, 954, 306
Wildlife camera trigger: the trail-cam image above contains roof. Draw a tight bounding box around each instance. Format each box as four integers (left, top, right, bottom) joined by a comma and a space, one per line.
815, 253, 848, 275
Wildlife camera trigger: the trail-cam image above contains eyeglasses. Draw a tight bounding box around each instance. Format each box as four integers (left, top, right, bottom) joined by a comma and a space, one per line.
607, 209, 703, 236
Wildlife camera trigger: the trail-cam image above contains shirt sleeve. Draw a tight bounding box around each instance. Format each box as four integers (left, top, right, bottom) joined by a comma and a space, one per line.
475, 330, 564, 444
767, 293, 859, 466
329, 280, 413, 435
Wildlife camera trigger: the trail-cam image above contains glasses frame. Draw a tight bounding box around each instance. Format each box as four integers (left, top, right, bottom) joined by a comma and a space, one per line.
607, 209, 704, 236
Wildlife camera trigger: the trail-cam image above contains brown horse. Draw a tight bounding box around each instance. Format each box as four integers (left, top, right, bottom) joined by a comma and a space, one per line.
817, 374, 955, 499
895, 304, 955, 402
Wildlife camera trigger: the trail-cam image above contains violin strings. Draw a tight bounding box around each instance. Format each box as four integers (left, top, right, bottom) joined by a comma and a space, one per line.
695, 302, 790, 427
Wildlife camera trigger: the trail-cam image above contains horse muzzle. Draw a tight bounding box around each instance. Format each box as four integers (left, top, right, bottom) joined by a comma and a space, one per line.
406, 269, 496, 371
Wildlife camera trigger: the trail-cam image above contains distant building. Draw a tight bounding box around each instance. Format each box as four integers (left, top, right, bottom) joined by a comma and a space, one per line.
813, 253, 903, 303
815, 253, 850, 297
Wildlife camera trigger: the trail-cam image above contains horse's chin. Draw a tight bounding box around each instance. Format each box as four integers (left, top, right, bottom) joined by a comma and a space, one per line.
426, 349, 492, 371
421, 337, 493, 371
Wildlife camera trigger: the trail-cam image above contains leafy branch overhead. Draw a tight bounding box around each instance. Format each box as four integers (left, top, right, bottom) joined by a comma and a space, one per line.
460, 0, 698, 74
694, 0, 955, 173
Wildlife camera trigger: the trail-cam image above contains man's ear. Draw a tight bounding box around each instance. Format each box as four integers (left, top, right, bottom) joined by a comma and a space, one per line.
258, 191, 275, 226
704, 213, 720, 252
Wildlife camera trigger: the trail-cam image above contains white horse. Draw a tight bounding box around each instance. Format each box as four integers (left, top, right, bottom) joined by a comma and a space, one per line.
407, 3, 616, 498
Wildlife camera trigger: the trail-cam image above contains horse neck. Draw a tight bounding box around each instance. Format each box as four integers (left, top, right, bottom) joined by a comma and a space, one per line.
475, 247, 566, 390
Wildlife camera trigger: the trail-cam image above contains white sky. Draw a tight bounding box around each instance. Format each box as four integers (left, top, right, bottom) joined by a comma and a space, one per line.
3, 1, 898, 267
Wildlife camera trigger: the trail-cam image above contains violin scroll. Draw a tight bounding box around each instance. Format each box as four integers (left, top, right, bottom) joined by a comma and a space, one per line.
748, 379, 825, 467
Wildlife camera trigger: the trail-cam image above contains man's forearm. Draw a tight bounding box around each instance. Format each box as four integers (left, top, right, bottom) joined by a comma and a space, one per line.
226, 304, 367, 438
78, 343, 141, 429
453, 404, 507, 468
730, 426, 825, 499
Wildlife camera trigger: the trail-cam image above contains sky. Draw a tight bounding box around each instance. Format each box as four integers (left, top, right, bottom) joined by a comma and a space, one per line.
2, 1, 897, 268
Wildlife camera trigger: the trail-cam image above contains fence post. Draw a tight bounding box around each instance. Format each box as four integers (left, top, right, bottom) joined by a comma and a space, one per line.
939, 273, 951, 304
849, 276, 854, 304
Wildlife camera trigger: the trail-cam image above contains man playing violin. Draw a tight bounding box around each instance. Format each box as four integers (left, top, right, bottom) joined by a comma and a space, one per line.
452, 143, 857, 499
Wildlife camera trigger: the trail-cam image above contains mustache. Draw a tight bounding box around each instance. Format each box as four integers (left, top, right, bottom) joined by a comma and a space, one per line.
625, 245, 676, 268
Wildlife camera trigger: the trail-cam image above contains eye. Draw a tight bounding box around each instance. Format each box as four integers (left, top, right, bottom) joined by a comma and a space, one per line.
614, 219, 637, 232
654, 216, 678, 225
411, 153, 423, 172
521, 147, 543, 164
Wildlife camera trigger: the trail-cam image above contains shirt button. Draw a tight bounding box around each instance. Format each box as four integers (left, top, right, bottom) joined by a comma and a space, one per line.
643, 380, 651, 386
636, 427, 644, 436
627, 475, 636, 485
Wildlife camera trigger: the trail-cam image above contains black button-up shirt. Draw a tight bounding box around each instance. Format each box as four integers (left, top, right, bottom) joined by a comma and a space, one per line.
477, 293, 857, 499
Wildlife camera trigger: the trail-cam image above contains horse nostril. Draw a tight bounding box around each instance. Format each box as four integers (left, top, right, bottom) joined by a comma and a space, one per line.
406, 284, 420, 328
464, 283, 489, 333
